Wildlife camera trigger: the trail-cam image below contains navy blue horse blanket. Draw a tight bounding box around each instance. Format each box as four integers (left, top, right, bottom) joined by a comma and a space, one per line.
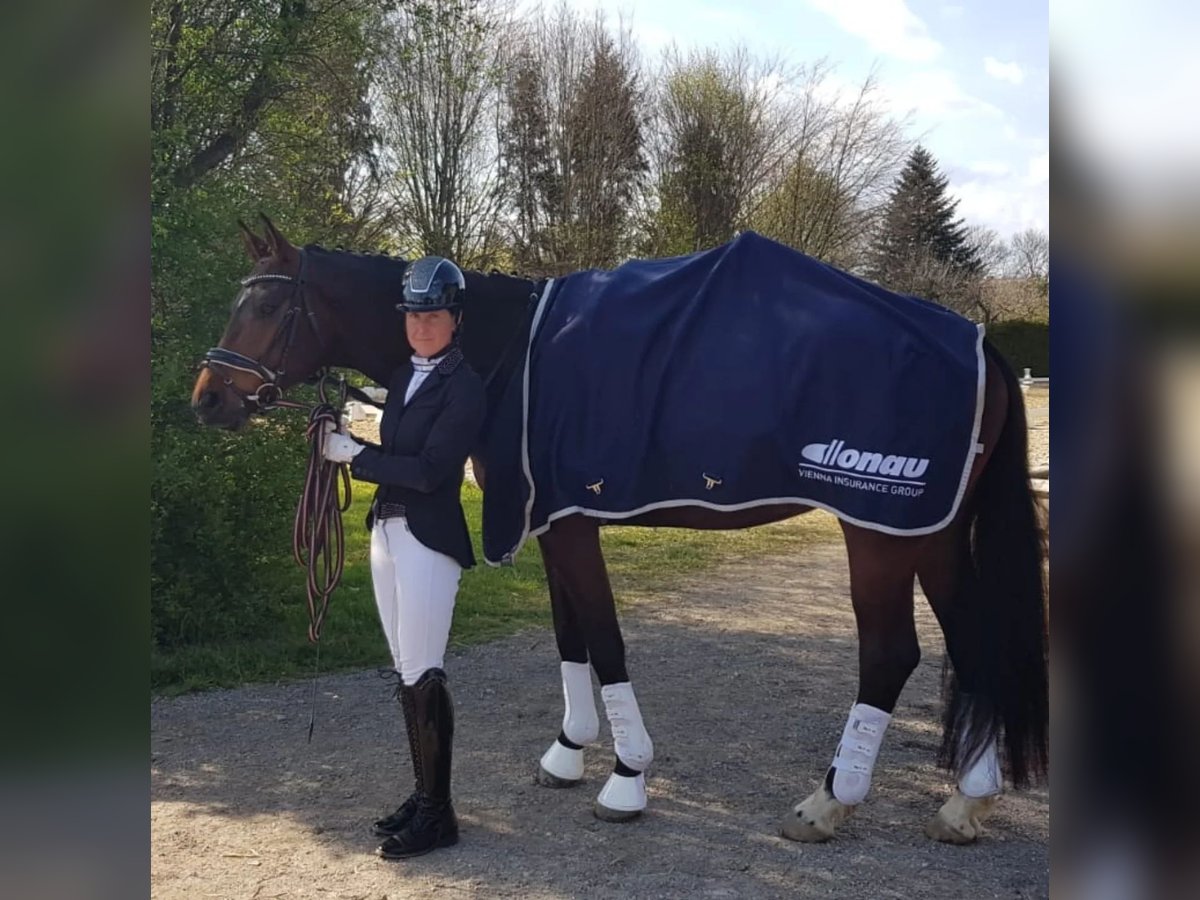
481, 231, 984, 565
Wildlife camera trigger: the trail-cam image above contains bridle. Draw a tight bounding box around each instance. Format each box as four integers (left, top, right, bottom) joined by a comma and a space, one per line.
200, 248, 319, 412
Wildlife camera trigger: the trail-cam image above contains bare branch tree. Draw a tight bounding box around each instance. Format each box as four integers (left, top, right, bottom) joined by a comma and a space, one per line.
376, 0, 510, 267
903, 247, 990, 322
499, 5, 647, 274
965, 225, 1012, 277
751, 66, 911, 270
1009, 227, 1050, 281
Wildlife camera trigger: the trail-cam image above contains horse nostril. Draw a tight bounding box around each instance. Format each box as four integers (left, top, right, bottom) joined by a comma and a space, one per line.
197, 390, 221, 411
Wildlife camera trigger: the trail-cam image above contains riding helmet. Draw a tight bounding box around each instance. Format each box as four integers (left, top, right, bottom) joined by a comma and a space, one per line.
397, 256, 466, 313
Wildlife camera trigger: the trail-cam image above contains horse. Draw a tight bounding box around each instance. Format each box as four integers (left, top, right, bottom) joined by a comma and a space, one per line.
191, 216, 1048, 843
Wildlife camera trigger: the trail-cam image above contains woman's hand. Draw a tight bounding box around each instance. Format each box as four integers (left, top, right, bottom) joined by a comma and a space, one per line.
322, 421, 365, 464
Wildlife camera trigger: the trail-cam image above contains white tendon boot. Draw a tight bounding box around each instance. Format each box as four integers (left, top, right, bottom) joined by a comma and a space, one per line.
830, 703, 892, 805
594, 682, 654, 822
926, 737, 1002, 844
538, 662, 599, 787
781, 703, 892, 842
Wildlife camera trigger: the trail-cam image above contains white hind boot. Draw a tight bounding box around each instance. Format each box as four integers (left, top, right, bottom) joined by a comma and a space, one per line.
926, 737, 1002, 843
594, 682, 654, 821
537, 661, 599, 786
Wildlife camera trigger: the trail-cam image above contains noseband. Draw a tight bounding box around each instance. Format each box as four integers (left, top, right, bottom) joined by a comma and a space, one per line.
201, 248, 320, 412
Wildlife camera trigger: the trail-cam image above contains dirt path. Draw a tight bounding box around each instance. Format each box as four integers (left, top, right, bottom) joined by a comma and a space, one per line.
151, 541, 1048, 899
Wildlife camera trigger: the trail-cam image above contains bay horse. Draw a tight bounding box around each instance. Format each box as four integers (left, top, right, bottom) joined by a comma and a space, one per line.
191, 217, 1047, 843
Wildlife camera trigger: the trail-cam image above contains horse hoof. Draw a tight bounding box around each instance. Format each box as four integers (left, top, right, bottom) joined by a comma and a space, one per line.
781, 785, 853, 843
535, 766, 581, 789
924, 815, 978, 844
538, 740, 585, 786
780, 810, 835, 842
593, 801, 642, 823
925, 790, 997, 844
593, 771, 646, 822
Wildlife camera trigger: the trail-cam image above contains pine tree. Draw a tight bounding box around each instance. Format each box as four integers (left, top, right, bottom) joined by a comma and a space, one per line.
869, 146, 982, 309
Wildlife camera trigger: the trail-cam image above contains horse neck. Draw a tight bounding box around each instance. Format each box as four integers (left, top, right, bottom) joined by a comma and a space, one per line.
311, 251, 539, 390
311, 252, 409, 385
460, 272, 542, 380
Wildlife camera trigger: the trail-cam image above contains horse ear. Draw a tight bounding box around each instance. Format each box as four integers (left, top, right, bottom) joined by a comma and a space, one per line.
258, 213, 297, 262
238, 219, 270, 262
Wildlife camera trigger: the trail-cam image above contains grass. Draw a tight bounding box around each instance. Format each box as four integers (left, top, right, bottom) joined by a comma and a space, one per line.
151, 480, 842, 694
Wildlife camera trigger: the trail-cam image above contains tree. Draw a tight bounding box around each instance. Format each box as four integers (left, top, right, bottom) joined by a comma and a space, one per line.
151, 0, 388, 654
563, 30, 648, 268
868, 146, 983, 313
500, 7, 647, 274
964, 225, 1012, 278
152, 0, 382, 223
750, 67, 910, 270
645, 47, 796, 256
376, 0, 509, 266
501, 47, 556, 269
1009, 227, 1050, 292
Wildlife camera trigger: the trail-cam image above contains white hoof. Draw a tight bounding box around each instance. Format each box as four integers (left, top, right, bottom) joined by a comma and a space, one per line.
537, 740, 584, 786
925, 790, 999, 844
781, 785, 854, 842
594, 772, 646, 822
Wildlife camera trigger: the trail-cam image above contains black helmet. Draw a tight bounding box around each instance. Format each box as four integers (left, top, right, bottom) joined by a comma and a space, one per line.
397, 256, 466, 312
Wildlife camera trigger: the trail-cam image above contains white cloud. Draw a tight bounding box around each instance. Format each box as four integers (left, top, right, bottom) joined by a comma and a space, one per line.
984, 56, 1025, 85
809, 0, 942, 62
881, 69, 1003, 120
968, 160, 1012, 177
954, 178, 1048, 238
1026, 151, 1049, 186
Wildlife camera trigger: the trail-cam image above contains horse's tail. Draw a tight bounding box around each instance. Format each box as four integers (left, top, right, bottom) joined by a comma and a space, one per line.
940, 342, 1048, 788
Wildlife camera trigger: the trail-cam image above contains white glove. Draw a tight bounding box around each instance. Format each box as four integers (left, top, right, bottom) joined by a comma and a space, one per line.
322, 425, 365, 464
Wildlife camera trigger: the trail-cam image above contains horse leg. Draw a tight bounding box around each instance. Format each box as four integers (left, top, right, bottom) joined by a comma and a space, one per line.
782, 525, 921, 842
538, 515, 653, 822
916, 526, 1004, 844
535, 544, 600, 788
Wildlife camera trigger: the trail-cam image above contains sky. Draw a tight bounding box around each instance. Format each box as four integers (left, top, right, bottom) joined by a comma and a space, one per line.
545, 0, 1049, 241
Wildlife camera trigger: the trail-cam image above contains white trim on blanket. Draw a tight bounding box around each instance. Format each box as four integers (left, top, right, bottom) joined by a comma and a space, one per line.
484, 316, 988, 566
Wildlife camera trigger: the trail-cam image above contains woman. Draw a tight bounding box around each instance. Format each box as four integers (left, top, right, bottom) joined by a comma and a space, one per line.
322, 255, 485, 859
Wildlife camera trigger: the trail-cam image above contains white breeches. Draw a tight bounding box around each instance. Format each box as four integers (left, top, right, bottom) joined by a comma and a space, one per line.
369, 518, 461, 685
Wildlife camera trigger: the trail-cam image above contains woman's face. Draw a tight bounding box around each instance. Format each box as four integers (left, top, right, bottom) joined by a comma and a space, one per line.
405, 309, 457, 358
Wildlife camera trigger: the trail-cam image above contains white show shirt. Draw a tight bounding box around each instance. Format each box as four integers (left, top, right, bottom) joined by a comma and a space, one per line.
404, 353, 444, 405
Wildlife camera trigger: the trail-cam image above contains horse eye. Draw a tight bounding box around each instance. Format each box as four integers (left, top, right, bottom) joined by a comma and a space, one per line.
258, 300, 279, 316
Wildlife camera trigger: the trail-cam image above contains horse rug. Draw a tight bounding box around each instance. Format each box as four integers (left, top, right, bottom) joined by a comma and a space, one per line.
481, 231, 985, 565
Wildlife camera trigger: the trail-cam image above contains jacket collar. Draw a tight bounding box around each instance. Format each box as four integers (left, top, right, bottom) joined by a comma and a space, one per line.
401, 345, 464, 407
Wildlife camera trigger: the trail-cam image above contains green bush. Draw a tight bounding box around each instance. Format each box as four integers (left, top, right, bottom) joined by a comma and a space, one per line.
151, 412, 308, 648
986, 319, 1049, 377
151, 188, 311, 650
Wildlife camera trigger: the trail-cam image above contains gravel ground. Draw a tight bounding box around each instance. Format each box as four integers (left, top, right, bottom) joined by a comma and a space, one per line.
152, 543, 1049, 900
1022, 384, 1049, 470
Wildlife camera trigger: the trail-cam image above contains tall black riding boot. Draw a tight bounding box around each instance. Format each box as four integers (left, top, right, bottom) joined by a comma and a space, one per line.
371, 675, 423, 837
377, 668, 459, 859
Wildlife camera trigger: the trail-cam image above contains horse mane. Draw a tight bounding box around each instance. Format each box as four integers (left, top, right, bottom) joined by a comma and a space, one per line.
301, 244, 539, 305
300, 244, 542, 388
302, 244, 409, 301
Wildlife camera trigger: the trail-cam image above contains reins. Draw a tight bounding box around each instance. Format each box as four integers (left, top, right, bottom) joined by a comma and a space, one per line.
292, 374, 353, 644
